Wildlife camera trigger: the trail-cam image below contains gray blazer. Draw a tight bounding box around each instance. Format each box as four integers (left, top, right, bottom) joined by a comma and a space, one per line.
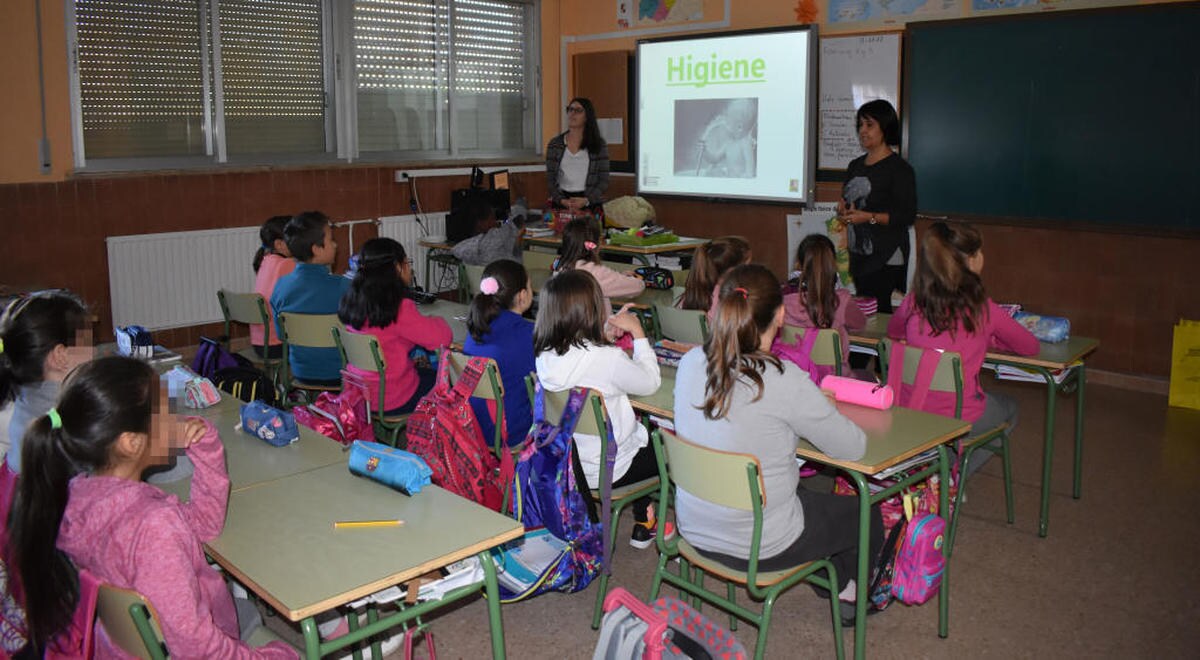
545, 131, 610, 206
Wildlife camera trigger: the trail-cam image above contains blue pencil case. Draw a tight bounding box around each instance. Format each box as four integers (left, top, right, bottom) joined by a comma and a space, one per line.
348, 440, 432, 495
240, 402, 300, 447
1014, 311, 1070, 343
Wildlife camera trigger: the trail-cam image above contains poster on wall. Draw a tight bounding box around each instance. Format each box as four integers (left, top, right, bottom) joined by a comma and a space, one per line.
826, 0, 962, 29
618, 0, 703, 28
970, 0, 1132, 16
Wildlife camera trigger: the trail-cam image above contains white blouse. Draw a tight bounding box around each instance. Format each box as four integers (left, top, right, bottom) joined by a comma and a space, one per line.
557, 147, 590, 193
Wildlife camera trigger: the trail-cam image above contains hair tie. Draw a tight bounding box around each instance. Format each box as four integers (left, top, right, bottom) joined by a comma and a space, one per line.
733, 287, 749, 300
584, 241, 598, 251
479, 277, 500, 295
47, 408, 63, 430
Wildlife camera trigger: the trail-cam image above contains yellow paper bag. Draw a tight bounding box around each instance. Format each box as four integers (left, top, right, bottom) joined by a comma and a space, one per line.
1169, 319, 1200, 410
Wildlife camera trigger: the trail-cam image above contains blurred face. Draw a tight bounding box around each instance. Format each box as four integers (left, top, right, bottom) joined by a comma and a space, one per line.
311, 225, 337, 265
146, 382, 178, 466
857, 115, 884, 151
566, 102, 586, 130
512, 277, 534, 315
273, 237, 292, 258
398, 257, 414, 286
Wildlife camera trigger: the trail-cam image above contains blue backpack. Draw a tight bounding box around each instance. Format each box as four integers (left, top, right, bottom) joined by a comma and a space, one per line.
493, 382, 615, 602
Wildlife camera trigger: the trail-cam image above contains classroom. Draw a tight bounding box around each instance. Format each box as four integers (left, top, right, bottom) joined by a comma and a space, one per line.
1, 0, 1198, 658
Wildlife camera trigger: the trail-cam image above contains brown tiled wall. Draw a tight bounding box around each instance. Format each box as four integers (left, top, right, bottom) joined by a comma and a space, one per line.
3, 168, 1196, 379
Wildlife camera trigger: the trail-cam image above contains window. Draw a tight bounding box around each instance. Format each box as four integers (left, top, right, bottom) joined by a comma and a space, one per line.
68, 0, 540, 170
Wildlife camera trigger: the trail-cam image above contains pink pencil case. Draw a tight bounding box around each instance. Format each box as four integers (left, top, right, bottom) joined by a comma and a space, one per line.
819, 375, 893, 410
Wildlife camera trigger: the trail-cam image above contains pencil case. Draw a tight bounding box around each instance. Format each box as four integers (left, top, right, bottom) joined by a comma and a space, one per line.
819, 375, 894, 410
239, 402, 299, 447
348, 440, 433, 495
1013, 311, 1069, 343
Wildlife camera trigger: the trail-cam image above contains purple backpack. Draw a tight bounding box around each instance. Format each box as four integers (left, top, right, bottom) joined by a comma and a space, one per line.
771, 328, 835, 385
191, 337, 246, 379
890, 498, 947, 605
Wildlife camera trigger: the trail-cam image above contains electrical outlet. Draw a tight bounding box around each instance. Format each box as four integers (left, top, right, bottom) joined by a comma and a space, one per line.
394, 170, 409, 182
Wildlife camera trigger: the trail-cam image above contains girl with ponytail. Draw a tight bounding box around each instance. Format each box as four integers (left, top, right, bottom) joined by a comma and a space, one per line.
554, 217, 644, 312
677, 236, 751, 312
782, 234, 867, 376
10, 356, 295, 657
673, 264, 878, 609
338, 238, 452, 415
251, 215, 296, 358
887, 221, 1037, 476
463, 259, 535, 446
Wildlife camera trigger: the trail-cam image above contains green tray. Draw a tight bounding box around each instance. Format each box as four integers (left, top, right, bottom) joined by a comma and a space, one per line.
608, 232, 679, 246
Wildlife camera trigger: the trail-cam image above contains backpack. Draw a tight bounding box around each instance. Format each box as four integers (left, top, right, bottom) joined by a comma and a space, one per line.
192, 336, 248, 379
494, 382, 615, 602
212, 365, 277, 407
293, 374, 373, 446
770, 327, 835, 385
891, 495, 947, 605
594, 587, 748, 660
405, 351, 511, 512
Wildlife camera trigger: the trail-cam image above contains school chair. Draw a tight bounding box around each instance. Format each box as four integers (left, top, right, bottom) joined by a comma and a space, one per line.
779, 325, 844, 377
648, 428, 845, 660
879, 338, 1015, 553
652, 304, 708, 345
331, 326, 408, 447
524, 375, 662, 631
461, 263, 487, 301
522, 249, 557, 293
96, 583, 290, 659
216, 290, 282, 383
277, 312, 344, 404
444, 350, 508, 458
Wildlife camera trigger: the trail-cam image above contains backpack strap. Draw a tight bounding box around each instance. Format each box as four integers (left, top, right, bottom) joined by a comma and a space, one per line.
886, 342, 941, 411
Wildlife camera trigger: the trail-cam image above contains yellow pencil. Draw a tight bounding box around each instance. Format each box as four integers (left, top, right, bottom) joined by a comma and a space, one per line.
333, 519, 404, 529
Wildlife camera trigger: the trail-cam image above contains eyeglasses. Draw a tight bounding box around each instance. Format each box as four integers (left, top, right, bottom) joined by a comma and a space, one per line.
565, 105, 585, 114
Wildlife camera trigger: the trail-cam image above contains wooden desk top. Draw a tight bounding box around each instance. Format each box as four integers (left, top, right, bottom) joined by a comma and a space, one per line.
849, 313, 1100, 371
205, 465, 524, 621
632, 365, 971, 475
524, 235, 708, 255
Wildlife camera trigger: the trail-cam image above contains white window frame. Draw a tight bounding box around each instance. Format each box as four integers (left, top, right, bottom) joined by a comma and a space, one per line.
65, 0, 541, 172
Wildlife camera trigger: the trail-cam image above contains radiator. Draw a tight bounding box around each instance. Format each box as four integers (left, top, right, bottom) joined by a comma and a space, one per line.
378, 213, 454, 293
107, 227, 260, 331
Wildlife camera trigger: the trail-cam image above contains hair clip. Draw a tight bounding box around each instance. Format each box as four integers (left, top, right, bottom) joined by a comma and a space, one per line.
47, 408, 62, 430
733, 287, 749, 299
479, 277, 500, 295
583, 241, 598, 251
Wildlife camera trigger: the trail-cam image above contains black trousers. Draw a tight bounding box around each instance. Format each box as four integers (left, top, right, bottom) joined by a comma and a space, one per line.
611, 442, 661, 523
852, 264, 907, 314
696, 487, 884, 590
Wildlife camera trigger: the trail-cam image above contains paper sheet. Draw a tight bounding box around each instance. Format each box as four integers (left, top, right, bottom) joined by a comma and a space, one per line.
598, 118, 623, 145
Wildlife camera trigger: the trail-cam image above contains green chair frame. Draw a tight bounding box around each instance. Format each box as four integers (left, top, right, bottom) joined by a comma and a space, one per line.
460, 263, 487, 301
523, 375, 662, 631
652, 304, 709, 344
648, 429, 845, 660
216, 289, 282, 383
779, 325, 844, 377
879, 338, 1015, 552
277, 312, 344, 404
331, 326, 408, 447
443, 350, 508, 457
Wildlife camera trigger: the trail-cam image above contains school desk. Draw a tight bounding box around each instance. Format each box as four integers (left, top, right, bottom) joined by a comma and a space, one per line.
155, 394, 349, 501
417, 299, 469, 347
847, 314, 1100, 537
205, 464, 524, 659
630, 366, 970, 658
522, 235, 708, 266
416, 238, 462, 296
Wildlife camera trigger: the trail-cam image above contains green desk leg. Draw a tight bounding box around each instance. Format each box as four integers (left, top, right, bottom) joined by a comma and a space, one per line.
481, 549, 507, 660
424, 252, 434, 293
1073, 364, 1086, 499
1036, 366, 1058, 539
301, 617, 320, 659
936, 444, 950, 639
849, 470, 870, 660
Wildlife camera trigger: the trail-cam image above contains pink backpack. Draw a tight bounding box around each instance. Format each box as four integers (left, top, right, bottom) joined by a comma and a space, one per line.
890, 495, 947, 605
770, 328, 835, 385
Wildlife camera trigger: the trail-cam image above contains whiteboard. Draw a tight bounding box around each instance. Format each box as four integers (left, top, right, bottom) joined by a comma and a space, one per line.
818, 34, 901, 171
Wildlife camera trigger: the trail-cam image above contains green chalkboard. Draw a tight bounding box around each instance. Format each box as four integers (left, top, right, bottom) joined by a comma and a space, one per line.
903, 3, 1200, 232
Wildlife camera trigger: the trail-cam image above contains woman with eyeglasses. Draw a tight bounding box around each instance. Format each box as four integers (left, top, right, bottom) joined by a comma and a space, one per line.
546, 97, 610, 212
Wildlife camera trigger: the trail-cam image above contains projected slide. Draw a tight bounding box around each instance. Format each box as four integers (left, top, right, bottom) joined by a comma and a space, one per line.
637, 28, 815, 203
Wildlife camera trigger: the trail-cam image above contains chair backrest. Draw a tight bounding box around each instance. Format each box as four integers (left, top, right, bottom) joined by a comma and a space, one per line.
655, 428, 764, 511
278, 312, 343, 349
779, 325, 842, 372
538, 381, 607, 437
95, 585, 166, 660
446, 350, 506, 453
653, 304, 708, 344
218, 290, 269, 327
462, 263, 487, 298
879, 338, 964, 418
524, 250, 557, 293
332, 327, 385, 373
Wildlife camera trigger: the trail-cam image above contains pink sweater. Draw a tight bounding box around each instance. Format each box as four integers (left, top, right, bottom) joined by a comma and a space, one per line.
251, 254, 297, 347
887, 295, 1039, 422
57, 420, 296, 659
782, 288, 868, 376
575, 261, 645, 311
347, 299, 453, 411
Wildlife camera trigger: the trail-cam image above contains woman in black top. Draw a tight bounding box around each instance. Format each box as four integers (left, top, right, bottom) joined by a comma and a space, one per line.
545, 97, 610, 211
838, 100, 916, 313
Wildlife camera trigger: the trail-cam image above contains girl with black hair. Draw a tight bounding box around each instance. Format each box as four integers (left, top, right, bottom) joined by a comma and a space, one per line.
338, 238, 452, 415
462, 259, 535, 446
546, 97, 610, 210
554, 217, 644, 313
251, 216, 296, 358
10, 356, 295, 656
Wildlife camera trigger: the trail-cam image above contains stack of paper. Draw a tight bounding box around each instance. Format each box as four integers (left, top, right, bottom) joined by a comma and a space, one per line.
989, 363, 1076, 384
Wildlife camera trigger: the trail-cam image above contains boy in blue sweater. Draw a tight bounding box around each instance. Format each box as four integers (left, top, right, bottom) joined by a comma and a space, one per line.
271, 211, 350, 384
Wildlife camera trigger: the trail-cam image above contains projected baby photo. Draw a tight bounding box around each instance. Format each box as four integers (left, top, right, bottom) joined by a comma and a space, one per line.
673, 98, 759, 178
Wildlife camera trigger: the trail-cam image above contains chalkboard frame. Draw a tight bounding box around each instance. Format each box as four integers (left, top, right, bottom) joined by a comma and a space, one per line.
901, 3, 1200, 237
